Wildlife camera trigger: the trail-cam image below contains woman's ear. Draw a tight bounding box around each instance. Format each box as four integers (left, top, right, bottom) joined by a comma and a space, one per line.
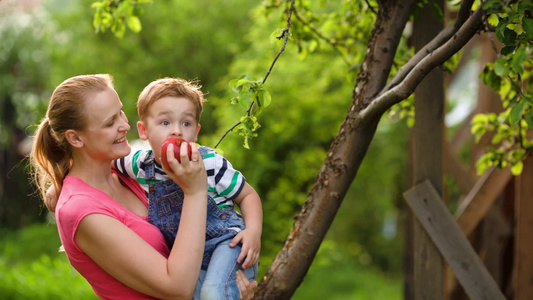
65, 129, 83, 148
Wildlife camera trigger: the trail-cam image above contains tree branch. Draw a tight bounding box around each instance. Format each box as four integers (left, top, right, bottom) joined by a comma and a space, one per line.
214, 0, 295, 149
362, 3, 486, 122
292, 7, 353, 66
383, 0, 476, 92
263, 0, 295, 84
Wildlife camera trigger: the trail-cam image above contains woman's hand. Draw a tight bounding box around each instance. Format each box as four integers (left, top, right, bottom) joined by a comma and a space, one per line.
161, 142, 207, 196
236, 270, 258, 300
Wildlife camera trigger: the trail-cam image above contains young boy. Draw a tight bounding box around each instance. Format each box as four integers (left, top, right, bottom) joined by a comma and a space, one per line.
113, 77, 262, 300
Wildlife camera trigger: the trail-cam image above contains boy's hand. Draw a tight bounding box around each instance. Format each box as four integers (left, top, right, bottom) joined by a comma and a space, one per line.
161, 142, 207, 197
229, 228, 261, 270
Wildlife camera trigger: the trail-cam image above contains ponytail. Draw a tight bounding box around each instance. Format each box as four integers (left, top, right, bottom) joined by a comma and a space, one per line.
29, 74, 113, 211
30, 117, 72, 211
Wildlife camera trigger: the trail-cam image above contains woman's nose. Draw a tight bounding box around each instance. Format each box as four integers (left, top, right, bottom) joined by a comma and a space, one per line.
120, 119, 131, 131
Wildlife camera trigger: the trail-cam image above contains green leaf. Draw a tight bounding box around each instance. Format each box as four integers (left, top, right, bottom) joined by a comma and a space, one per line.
238, 90, 252, 109
503, 28, 517, 46
496, 20, 509, 42
509, 100, 525, 125
500, 45, 516, 56
480, 67, 502, 91
472, 123, 486, 141
472, 113, 488, 124
235, 79, 251, 88
127, 16, 142, 33
494, 58, 509, 77
487, 14, 499, 27
229, 79, 240, 92
522, 17, 533, 40
511, 161, 523, 175
491, 133, 503, 144
476, 154, 491, 175
258, 89, 272, 108
511, 46, 527, 74
525, 112, 533, 129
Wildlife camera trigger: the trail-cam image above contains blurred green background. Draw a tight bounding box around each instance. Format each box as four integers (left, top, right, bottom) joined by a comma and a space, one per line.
0, 0, 407, 298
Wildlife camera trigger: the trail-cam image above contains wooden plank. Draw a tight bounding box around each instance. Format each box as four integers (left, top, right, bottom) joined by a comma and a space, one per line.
404, 180, 506, 300
514, 157, 533, 300
455, 166, 512, 236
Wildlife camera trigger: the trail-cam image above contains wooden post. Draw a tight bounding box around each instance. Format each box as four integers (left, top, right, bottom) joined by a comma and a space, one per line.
514, 156, 533, 299
404, 180, 506, 300
411, 0, 445, 298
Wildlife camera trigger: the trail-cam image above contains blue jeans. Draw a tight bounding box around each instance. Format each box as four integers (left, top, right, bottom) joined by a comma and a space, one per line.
193, 238, 258, 300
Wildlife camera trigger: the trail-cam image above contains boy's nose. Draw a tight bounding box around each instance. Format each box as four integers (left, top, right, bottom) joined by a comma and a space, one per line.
170, 126, 182, 137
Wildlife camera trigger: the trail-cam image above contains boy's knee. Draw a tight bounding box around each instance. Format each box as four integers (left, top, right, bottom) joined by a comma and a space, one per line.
200, 282, 239, 300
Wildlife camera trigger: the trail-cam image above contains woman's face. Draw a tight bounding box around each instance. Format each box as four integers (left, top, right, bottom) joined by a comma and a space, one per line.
77, 86, 131, 162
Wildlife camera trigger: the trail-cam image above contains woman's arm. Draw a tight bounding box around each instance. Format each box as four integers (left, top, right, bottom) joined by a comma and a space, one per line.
76, 210, 204, 299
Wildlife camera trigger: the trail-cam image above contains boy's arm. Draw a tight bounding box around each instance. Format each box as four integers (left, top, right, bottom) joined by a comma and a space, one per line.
113, 149, 143, 179
230, 183, 263, 269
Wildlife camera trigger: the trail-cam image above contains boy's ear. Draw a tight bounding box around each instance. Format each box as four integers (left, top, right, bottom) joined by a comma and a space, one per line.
194, 124, 201, 142
65, 129, 83, 148
137, 121, 149, 140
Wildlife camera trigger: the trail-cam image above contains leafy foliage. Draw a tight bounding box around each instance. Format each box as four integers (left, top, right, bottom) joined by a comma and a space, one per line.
91, 0, 152, 38
472, 0, 533, 175
0, 0, 52, 227
228, 75, 272, 148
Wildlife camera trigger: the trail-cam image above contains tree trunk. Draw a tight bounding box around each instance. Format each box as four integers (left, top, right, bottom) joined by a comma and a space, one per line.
255, 1, 416, 298
255, 1, 486, 298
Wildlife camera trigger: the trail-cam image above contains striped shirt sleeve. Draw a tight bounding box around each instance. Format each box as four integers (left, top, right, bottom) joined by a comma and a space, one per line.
113, 149, 146, 181
203, 149, 245, 204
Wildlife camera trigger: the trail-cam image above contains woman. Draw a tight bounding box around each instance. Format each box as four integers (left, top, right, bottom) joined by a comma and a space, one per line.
30, 74, 256, 299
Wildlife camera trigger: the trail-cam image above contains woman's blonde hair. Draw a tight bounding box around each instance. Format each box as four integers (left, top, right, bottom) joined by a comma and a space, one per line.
30, 74, 114, 211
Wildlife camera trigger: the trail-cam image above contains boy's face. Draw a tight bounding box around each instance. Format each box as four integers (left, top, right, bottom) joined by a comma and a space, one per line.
137, 96, 200, 164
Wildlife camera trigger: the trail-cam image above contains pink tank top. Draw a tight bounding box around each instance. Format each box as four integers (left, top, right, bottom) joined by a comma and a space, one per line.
55, 170, 169, 299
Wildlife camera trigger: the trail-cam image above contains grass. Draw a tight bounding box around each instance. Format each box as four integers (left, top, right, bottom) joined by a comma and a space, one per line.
293, 260, 402, 300
1, 223, 402, 299
0, 223, 97, 300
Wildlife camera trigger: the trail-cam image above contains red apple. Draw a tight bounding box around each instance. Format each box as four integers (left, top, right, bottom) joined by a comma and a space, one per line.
161, 137, 192, 169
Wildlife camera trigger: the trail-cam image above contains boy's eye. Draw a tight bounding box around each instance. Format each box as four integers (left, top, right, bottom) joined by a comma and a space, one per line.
183, 121, 191, 127
161, 121, 170, 126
